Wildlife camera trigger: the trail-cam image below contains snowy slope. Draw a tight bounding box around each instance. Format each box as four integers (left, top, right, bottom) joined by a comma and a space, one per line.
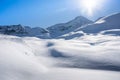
100, 29, 120, 35
0, 34, 120, 80
47, 16, 92, 38
57, 31, 85, 40
24, 26, 50, 38
80, 13, 120, 34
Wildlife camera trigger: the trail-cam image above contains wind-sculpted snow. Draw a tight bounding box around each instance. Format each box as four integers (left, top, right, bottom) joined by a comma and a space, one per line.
0, 34, 120, 80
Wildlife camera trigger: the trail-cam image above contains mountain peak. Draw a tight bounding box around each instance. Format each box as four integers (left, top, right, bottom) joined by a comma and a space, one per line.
75, 16, 86, 19
73, 16, 90, 21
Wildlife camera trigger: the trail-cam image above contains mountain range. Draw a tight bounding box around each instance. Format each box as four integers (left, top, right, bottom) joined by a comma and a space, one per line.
0, 13, 120, 39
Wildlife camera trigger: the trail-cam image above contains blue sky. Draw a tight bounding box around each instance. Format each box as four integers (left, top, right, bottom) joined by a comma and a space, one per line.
0, 0, 120, 27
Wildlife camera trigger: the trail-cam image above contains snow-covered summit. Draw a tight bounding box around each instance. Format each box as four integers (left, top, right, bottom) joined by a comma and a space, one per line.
80, 13, 120, 34
47, 16, 92, 38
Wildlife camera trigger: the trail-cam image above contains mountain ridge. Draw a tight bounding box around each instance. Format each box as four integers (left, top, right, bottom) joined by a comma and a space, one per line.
0, 13, 120, 39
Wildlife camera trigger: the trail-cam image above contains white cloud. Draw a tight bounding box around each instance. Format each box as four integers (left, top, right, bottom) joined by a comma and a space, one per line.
0, 34, 120, 80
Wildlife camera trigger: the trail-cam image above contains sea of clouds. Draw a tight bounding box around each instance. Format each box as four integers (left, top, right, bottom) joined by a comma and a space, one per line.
0, 34, 120, 80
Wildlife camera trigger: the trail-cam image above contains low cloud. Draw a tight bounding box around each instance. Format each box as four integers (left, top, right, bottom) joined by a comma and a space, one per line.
0, 34, 120, 80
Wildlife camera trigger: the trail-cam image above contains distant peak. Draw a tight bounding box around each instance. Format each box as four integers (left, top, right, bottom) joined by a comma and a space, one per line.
75, 16, 87, 20
70, 16, 93, 23
73, 16, 93, 23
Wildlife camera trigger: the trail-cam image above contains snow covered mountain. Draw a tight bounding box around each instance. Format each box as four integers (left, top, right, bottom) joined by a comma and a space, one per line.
80, 13, 120, 34
0, 13, 120, 39
59, 13, 120, 39
0, 24, 26, 35
48, 13, 120, 39
47, 16, 92, 38
24, 26, 50, 38
0, 24, 50, 38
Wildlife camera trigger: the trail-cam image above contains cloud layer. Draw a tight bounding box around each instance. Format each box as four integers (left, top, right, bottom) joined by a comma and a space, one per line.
0, 34, 120, 80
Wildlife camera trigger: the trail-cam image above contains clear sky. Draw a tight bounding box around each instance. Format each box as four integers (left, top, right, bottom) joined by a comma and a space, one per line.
0, 0, 120, 27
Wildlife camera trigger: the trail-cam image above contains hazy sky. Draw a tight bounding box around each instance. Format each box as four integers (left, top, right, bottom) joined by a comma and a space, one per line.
0, 0, 120, 27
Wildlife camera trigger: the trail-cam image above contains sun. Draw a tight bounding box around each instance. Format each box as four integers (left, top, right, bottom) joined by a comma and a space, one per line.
79, 0, 105, 16
81, 0, 97, 15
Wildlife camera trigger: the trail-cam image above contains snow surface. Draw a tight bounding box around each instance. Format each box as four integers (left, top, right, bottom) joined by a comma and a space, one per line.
0, 34, 120, 80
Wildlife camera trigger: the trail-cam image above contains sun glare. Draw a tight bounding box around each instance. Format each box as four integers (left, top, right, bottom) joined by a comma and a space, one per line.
79, 0, 105, 16
82, 0, 97, 15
